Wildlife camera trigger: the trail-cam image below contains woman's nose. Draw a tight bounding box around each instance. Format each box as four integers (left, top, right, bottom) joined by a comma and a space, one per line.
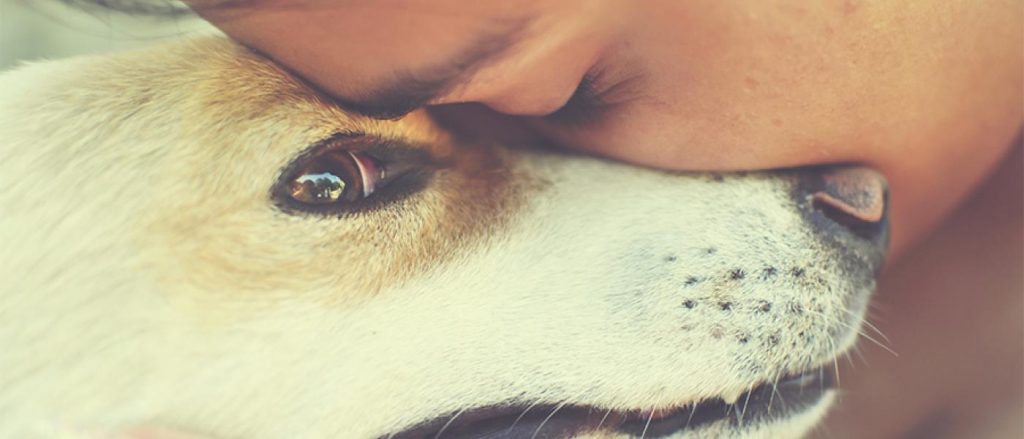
433, 27, 606, 117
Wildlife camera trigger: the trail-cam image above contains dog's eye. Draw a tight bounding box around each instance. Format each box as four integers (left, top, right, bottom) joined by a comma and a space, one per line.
289, 151, 381, 204
274, 134, 434, 216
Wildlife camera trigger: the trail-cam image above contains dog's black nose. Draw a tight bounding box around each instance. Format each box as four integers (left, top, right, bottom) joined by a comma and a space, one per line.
797, 165, 890, 268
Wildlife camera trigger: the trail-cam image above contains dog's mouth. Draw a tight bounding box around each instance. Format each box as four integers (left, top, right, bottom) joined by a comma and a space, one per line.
386, 367, 834, 439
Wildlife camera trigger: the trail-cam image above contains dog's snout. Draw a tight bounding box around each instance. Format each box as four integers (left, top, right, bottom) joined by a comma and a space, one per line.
798, 165, 890, 257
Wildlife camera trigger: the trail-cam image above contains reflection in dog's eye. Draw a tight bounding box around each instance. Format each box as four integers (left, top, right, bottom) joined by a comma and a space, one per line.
288, 151, 381, 205
290, 172, 345, 203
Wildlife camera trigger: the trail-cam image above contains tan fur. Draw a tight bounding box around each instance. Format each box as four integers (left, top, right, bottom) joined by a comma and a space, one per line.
0, 37, 880, 438
122, 40, 528, 310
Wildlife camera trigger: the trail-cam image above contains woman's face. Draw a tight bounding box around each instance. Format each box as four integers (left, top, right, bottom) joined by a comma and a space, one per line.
194, 0, 1022, 256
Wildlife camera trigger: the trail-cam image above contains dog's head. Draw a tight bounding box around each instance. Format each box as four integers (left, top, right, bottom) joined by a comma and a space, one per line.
0, 37, 888, 438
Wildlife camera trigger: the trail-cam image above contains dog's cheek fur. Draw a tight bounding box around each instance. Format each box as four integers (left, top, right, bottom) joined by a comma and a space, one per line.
99, 39, 533, 320
143, 145, 530, 319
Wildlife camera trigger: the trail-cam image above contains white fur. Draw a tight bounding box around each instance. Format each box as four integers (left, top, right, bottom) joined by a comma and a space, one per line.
0, 38, 872, 438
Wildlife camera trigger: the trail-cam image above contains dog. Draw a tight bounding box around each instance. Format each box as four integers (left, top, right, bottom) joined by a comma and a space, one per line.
0, 36, 888, 438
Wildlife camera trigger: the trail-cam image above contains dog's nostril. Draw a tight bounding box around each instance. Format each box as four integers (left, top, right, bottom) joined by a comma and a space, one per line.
796, 165, 889, 273
809, 166, 888, 239
812, 167, 886, 223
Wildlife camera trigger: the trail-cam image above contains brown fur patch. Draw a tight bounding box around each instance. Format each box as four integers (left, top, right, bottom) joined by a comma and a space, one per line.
121, 38, 535, 317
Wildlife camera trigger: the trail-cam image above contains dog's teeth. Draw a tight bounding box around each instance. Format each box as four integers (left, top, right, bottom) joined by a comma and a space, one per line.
722, 390, 743, 405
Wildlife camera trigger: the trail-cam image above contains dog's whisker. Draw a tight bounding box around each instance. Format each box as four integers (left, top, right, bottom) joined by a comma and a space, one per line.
684, 399, 700, 430
846, 350, 860, 372
841, 308, 891, 343
855, 329, 899, 357
859, 318, 891, 343
432, 408, 466, 439
824, 334, 842, 389
507, 400, 542, 432
530, 401, 568, 439
805, 307, 897, 360
771, 376, 789, 411
595, 407, 613, 430
738, 382, 755, 426
841, 349, 854, 368
639, 394, 662, 439
766, 371, 782, 414
855, 345, 871, 367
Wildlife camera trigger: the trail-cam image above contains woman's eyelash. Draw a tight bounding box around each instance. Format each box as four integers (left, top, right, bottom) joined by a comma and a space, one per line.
547, 72, 609, 125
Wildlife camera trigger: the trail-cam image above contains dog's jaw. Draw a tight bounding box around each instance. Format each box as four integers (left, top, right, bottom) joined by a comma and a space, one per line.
0, 37, 883, 439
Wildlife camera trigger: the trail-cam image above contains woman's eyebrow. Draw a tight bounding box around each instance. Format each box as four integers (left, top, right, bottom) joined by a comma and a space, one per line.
331, 18, 531, 120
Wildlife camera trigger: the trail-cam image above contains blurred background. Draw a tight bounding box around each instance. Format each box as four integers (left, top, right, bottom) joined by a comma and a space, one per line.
816, 145, 1022, 439
0, 0, 209, 69
2, 1, 1021, 438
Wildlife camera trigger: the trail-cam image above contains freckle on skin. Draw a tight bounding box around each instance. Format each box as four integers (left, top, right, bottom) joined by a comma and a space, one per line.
744, 76, 759, 90
842, 0, 860, 16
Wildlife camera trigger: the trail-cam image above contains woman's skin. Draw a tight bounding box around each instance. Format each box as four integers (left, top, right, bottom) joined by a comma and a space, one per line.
188, 0, 1022, 257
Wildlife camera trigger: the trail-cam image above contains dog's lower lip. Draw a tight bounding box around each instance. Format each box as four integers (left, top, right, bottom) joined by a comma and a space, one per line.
384, 367, 834, 439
